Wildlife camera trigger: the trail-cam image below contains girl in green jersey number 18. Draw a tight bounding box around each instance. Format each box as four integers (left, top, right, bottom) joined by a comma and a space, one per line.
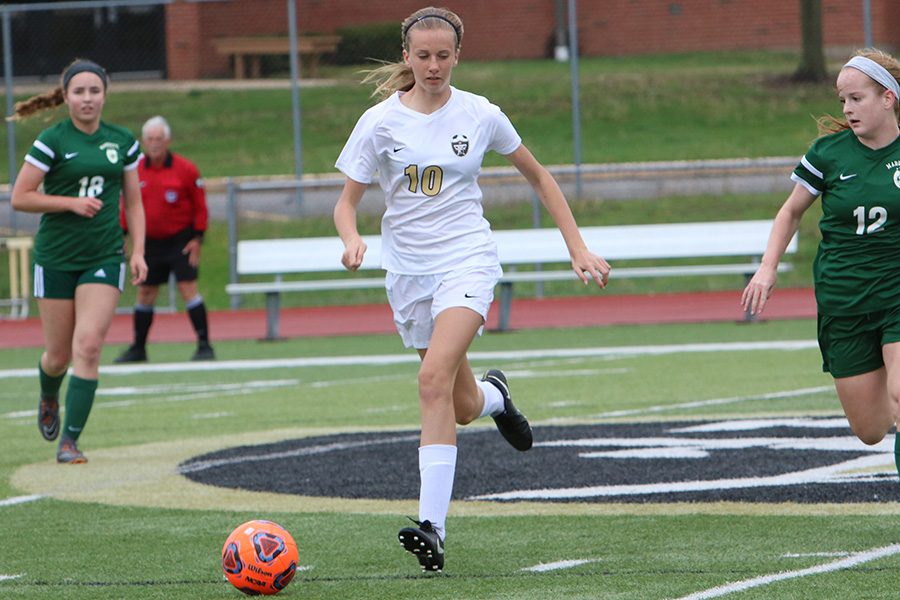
10, 59, 147, 464
742, 48, 900, 478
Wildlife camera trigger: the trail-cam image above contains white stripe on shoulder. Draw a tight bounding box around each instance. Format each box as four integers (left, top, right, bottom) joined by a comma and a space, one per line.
791, 172, 821, 197
33, 139, 55, 159
799, 155, 823, 179
126, 140, 140, 157
24, 155, 50, 173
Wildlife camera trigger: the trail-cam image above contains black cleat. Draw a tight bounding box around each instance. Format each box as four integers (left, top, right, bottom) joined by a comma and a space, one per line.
114, 345, 147, 364
483, 369, 533, 451
38, 393, 60, 441
398, 519, 444, 573
191, 342, 216, 361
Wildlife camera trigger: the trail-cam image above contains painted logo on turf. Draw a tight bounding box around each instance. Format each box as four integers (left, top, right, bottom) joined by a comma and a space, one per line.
179, 419, 899, 504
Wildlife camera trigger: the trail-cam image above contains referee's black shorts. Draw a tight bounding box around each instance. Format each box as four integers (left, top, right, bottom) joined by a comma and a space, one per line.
143, 228, 199, 286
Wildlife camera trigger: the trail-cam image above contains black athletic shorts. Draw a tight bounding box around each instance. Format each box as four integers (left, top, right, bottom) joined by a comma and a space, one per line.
144, 229, 199, 286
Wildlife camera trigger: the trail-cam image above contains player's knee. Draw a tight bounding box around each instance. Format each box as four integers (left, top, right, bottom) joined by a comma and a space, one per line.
43, 351, 71, 374
136, 285, 160, 305
417, 367, 450, 407
455, 410, 476, 426
72, 335, 103, 366
850, 424, 886, 446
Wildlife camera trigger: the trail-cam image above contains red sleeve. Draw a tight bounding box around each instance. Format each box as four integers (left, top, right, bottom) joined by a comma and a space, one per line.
184, 159, 208, 234
119, 195, 128, 233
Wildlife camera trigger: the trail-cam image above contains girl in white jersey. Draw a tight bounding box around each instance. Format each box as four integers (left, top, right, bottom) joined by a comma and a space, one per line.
742, 48, 900, 478
334, 6, 610, 573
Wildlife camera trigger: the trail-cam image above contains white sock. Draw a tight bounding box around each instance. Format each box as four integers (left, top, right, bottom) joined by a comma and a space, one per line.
418, 444, 457, 541
477, 379, 505, 418
185, 294, 204, 309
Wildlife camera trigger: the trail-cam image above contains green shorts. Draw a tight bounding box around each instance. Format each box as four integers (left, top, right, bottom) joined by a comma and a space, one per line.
33, 262, 125, 299
817, 305, 900, 378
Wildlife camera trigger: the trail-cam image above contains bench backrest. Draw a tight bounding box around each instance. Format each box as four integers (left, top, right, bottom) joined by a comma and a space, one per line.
235, 220, 792, 276
212, 35, 341, 54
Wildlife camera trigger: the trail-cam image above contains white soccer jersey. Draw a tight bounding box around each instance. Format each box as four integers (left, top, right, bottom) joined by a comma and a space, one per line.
335, 87, 522, 274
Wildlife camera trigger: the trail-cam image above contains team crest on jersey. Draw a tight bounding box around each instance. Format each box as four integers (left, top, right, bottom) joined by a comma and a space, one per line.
100, 141, 119, 164
894, 169, 900, 189
451, 134, 469, 157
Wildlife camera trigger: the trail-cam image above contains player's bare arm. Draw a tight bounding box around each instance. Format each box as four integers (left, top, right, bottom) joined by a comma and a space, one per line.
741, 183, 816, 315
334, 178, 369, 271
504, 143, 610, 287
11, 162, 103, 217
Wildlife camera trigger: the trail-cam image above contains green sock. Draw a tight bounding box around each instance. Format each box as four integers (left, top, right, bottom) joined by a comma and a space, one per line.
61, 375, 98, 442
895, 432, 900, 479
38, 362, 66, 398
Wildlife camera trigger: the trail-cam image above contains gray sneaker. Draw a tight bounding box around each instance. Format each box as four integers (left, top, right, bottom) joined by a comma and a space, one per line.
57, 438, 87, 464
398, 519, 444, 572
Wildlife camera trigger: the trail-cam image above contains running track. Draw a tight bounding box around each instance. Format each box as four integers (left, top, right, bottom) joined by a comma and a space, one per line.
0, 288, 816, 349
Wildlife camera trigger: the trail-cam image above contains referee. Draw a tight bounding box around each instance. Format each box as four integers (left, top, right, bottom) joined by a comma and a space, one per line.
115, 116, 214, 362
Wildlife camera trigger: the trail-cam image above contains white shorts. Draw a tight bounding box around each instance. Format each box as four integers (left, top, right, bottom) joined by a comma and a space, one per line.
385, 265, 503, 349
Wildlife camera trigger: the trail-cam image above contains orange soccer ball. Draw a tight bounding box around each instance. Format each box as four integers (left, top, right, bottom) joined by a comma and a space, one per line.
222, 520, 299, 596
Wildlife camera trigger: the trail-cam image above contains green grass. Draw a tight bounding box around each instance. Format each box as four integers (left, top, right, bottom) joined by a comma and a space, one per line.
2, 318, 899, 599
2, 50, 842, 181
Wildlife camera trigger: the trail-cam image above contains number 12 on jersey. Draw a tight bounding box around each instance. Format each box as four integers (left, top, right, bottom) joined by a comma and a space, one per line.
853, 205, 887, 235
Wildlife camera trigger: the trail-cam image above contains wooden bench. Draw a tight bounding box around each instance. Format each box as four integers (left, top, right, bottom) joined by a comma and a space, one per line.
0, 236, 33, 319
211, 35, 341, 79
226, 220, 796, 340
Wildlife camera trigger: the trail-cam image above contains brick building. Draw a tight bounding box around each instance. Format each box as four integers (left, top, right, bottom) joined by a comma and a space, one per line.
165, 0, 900, 80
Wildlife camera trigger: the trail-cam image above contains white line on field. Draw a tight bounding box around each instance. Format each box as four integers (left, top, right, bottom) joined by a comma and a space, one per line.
0, 495, 44, 507
0, 340, 819, 379
507, 368, 630, 379
469, 452, 892, 501
0, 574, 24, 581
672, 543, 900, 600
191, 412, 235, 420
522, 558, 601, 572
782, 552, 850, 558
99, 379, 298, 396
308, 373, 411, 389
2, 380, 298, 420
589, 386, 834, 419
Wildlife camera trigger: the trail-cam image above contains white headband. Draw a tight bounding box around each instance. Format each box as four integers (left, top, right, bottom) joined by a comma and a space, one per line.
844, 56, 900, 105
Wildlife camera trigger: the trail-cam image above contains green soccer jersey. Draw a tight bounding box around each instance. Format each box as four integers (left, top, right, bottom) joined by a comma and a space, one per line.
792, 129, 900, 315
26, 118, 140, 270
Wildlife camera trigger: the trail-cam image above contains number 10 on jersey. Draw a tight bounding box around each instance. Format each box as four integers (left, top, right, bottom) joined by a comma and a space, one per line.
404, 164, 444, 197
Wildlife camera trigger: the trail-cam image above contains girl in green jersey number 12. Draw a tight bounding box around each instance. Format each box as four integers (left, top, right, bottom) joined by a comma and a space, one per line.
742, 48, 900, 478
10, 59, 147, 464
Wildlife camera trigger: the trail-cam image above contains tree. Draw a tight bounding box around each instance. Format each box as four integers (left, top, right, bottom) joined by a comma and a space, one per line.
793, 0, 828, 82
